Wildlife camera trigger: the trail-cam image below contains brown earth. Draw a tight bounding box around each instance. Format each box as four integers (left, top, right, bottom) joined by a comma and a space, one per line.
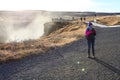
95, 15, 120, 26
0, 20, 86, 63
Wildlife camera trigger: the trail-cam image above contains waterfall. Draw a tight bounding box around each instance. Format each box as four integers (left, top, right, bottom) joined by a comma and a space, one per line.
0, 11, 51, 43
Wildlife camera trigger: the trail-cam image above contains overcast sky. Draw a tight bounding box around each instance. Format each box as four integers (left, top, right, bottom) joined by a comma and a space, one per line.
0, 0, 119, 12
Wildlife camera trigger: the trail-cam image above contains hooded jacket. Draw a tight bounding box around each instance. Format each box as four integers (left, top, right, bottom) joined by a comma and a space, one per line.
85, 25, 96, 40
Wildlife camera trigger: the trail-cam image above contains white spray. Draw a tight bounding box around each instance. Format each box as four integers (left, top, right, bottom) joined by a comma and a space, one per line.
0, 11, 52, 43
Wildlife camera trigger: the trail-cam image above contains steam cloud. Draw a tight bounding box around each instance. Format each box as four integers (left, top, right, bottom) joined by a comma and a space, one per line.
0, 11, 52, 43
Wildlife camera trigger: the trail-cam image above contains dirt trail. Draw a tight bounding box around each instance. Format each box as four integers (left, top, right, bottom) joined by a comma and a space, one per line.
0, 27, 120, 80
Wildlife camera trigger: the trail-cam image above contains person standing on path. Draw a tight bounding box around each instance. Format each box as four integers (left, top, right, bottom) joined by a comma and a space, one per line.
84, 17, 86, 21
80, 17, 82, 22
85, 22, 96, 58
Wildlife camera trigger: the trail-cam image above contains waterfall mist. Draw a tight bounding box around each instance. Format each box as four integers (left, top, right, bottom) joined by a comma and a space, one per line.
0, 11, 52, 43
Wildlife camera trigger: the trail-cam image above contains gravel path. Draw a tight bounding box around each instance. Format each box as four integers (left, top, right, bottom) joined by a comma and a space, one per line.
0, 27, 120, 80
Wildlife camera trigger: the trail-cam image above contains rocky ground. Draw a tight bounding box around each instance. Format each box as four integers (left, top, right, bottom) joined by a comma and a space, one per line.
0, 25, 120, 80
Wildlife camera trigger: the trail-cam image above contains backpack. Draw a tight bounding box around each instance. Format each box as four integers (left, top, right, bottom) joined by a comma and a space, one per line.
85, 28, 96, 40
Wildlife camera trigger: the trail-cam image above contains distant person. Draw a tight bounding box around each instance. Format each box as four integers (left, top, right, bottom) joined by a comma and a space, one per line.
60, 17, 62, 20
84, 17, 86, 21
80, 17, 82, 21
72, 17, 74, 20
95, 14, 97, 17
85, 22, 96, 58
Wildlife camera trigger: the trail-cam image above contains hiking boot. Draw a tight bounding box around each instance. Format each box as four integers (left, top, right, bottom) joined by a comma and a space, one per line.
87, 55, 91, 58
92, 56, 95, 58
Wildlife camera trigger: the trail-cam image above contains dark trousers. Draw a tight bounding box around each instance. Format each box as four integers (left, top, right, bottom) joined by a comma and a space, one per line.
87, 39, 95, 56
